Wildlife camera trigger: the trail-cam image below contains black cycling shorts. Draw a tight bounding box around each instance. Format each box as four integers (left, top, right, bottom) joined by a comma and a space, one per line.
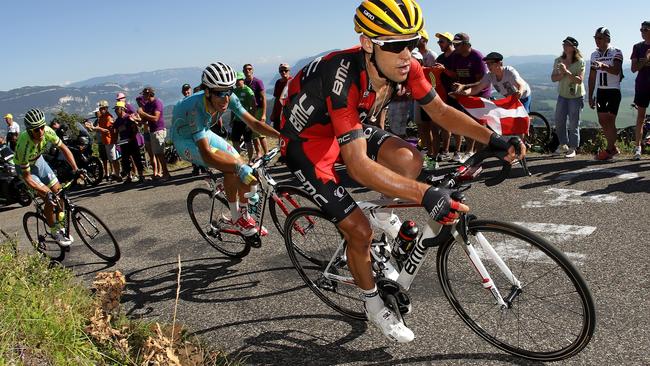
285, 124, 394, 223
596, 89, 622, 115
634, 89, 650, 109
230, 119, 252, 144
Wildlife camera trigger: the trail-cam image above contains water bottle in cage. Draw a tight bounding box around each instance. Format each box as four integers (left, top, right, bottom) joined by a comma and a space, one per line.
391, 220, 419, 262
244, 185, 262, 217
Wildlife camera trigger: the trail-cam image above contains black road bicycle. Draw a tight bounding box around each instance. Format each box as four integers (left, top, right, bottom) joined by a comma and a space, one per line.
23, 176, 120, 263
283, 146, 595, 361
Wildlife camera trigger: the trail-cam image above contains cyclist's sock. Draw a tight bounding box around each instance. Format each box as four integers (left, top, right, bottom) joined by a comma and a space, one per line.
229, 202, 240, 222
362, 285, 384, 314
239, 203, 249, 220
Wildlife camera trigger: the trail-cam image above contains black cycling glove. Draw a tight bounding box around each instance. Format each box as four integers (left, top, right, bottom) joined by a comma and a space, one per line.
489, 132, 522, 153
421, 186, 461, 224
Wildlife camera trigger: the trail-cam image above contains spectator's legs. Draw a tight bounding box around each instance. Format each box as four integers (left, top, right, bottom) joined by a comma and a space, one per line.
555, 96, 569, 147
635, 105, 647, 147
598, 112, 618, 152
567, 97, 583, 149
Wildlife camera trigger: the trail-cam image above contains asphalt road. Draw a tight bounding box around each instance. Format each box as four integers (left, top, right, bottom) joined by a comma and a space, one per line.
1, 154, 649, 365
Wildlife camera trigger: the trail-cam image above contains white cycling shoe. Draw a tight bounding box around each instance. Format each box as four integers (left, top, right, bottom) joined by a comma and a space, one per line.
365, 305, 415, 343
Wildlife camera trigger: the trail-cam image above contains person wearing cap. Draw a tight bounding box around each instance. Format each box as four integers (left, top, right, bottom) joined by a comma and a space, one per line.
116, 92, 136, 116
113, 101, 145, 183
416, 29, 437, 67
447, 32, 489, 161
453, 52, 531, 110
138, 86, 171, 179
630, 21, 650, 160
270, 63, 292, 132
588, 26, 624, 161
4, 113, 19, 151
243, 64, 268, 160
231, 72, 256, 161
551, 36, 586, 158
181, 84, 192, 98
95, 100, 122, 182
432, 31, 458, 162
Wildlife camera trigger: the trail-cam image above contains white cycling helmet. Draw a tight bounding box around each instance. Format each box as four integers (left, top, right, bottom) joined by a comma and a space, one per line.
202, 62, 237, 89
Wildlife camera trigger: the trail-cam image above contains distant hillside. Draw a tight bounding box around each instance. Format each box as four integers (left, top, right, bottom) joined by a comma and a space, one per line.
69, 67, 203, 89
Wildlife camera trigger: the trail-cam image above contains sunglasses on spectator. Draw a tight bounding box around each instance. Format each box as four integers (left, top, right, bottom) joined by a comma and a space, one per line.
244, 67, 253, 71
371, 35, 421, 54
641, 28, 649, 32
210, 88, 234, 98
279, 69, 289, 73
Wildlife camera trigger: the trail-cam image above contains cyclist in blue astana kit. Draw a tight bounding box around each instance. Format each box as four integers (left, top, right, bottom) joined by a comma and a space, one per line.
279, 0, 525, 343
171, 62, 280, 236
14, 108, 80, 246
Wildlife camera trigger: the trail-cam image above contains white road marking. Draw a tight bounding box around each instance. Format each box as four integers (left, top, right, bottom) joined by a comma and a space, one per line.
557, 167, 639, 180
474, 222, 595, 266
522, 187, 619, 208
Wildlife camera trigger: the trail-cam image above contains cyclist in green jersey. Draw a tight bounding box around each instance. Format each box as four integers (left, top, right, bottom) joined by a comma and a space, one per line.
14, 108, 80, 246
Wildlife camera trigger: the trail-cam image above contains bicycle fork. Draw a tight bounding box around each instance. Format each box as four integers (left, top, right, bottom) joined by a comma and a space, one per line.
455, 221, 522, 309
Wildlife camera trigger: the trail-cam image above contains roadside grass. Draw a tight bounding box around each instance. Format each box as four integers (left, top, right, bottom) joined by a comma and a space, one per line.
0, 237, 241, 365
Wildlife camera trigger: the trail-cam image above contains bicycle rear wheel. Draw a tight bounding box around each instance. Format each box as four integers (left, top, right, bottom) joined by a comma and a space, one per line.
23, 212, 65, 262
437, 220, 595, 361
528, 112, 550, 149
187, 188, 250, 258
72, 207, 120, 262
284, 207, 366, 320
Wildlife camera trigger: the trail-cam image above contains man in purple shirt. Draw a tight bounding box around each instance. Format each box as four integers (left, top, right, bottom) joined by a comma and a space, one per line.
447, 33, 489, 159
243, 64, 268, 159
137, 86, 170, 180
631, 21, 650, 160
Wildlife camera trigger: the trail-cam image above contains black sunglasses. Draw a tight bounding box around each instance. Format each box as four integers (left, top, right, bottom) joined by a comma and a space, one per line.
371, 35, 421, 54
641, 28, 649, 32
279, 69, 289, 73
211, 88, 234, 98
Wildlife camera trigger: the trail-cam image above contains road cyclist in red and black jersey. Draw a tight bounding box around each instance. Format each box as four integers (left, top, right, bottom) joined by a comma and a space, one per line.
279, 0, 525, 343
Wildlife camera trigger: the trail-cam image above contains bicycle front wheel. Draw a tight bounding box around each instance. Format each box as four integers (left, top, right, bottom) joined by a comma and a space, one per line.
72, 207, 120, 262
187, 188, 250, 258
23, 212, 65, 262
268, 185, 317, 235
284, 207, 366, 320
528, 112, 550, 149
437, 220, 595, 361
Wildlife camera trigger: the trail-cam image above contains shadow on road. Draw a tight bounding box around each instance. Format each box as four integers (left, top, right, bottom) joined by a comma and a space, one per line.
122, 256, 304, 317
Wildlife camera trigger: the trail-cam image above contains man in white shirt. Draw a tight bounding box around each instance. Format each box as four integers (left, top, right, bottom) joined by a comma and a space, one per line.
4, 113, 20, 151
588, 26, 624, 161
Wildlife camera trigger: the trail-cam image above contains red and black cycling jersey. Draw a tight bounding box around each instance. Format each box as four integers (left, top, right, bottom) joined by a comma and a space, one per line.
280, 46, 436, 147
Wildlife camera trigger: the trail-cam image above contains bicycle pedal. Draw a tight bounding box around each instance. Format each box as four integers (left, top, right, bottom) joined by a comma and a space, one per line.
246, 234, 262, 248
376, 278, 412, 315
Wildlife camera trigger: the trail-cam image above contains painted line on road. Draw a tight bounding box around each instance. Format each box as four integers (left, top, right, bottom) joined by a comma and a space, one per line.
522, 187, 619, 208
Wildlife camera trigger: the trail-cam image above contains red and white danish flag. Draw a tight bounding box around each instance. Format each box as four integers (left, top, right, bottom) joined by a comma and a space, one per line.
455, 95, 530, 135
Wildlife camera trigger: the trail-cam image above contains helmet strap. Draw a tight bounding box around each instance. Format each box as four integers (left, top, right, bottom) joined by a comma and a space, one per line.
369, 47, 389, 80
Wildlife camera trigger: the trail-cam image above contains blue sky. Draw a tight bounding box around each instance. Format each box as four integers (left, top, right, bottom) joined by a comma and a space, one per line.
1, 1, 645, 91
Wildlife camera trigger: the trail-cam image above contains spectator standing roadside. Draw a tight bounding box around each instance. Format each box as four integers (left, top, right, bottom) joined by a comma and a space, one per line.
433, 32, 457, 160
138, 87, 171, 179
270, 64, 292, 131
4, 114, 20, 151
231, 72, 256, 161
448, 32, 489, 161
243, 64, 268, 159
114, 101, 145, 183
416, 29, 437, 67
96, 100, 122, 182
116, 92, 136, 115
551, 36, 586, 158
182, 83, 192, 98
631, 21, 650, 160
588, 27, 624, 161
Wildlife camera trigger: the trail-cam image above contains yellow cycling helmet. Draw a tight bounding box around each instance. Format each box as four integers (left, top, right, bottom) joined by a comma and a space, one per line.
354, 0, 424, 38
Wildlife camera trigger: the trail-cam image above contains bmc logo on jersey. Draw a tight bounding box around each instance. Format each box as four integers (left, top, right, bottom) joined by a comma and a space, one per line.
289, 94, 315, 132
332, 60, 351, 96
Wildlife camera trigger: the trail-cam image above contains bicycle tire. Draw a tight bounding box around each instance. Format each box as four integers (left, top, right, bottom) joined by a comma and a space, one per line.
84, 156, 104, 187
187, 187, 250, 258
23, 212, 65, 262
437, 219, 595, 361
284, 207, 366, 320
528, 112, 551, 148
72, 206, 120, 262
